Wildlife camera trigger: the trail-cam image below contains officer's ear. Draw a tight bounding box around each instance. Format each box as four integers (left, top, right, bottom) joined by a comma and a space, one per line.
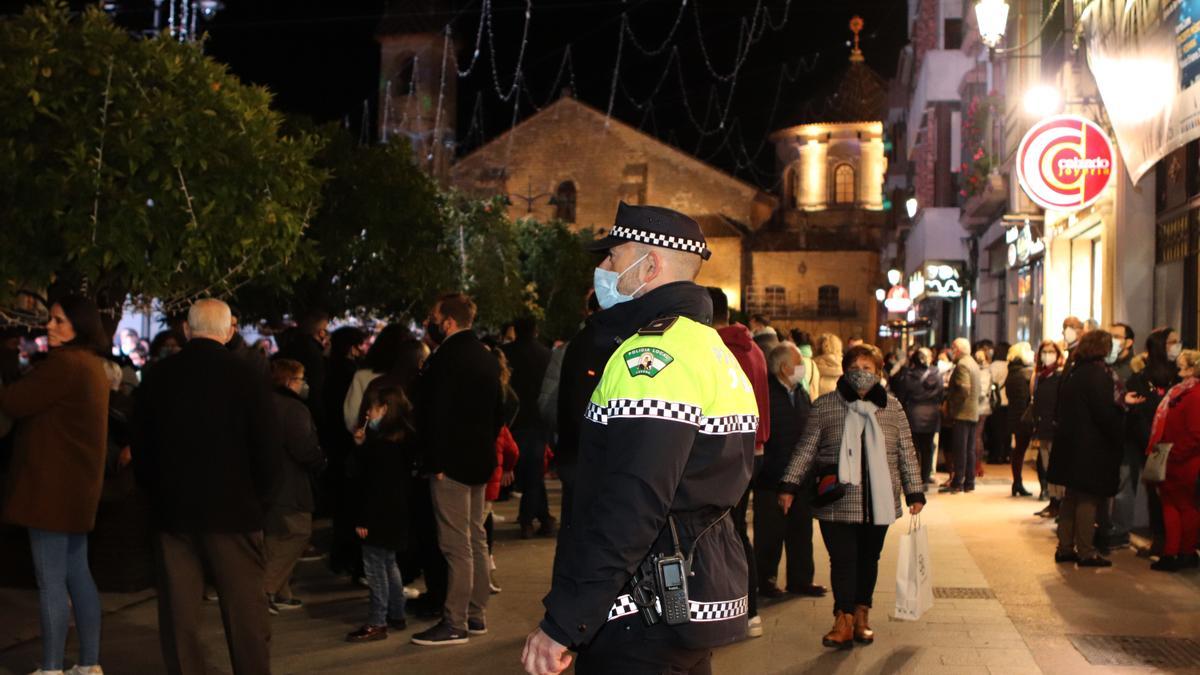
643, 250, 663, 284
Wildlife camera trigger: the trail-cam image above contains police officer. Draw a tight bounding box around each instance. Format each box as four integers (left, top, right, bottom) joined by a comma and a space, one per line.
521, 203, 759, 675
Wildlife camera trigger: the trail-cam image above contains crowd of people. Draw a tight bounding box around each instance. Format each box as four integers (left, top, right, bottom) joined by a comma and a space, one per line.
0, 276, 1197, 673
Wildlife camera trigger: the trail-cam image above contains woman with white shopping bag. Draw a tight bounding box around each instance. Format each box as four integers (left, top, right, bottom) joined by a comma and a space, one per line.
778, 344, 926, 650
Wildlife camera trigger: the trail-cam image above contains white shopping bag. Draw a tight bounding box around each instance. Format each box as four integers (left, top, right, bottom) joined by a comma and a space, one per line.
894, 514, 933, 621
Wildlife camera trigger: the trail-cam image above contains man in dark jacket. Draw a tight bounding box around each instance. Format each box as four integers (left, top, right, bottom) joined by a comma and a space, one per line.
755, 342, 826, 599
891, 348, 944, 485
523, 203, 757, 675
264, 359, 325, 613
411, 293, 503, 646
132, 299, 283, 675
502, 316, 555, 538
277, 310, 330, 430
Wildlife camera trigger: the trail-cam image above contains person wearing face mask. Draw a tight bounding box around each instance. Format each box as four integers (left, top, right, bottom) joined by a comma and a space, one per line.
1005, 343, 1036, 497
777, 343, 925, 649
789, 330, 822, 396
132, 299, 283, 675
1145, 349, 1200, 572
755, 342, 826, 603
1029, 340, 1065, 513
411, 293, 504, 647
941, 338, 982, 494
1061, 316, 1085, 355
890, 347, 944, 486
1047, 330, 1143, 568
708, 287, 772, 636
1126, 327, 1183, 558
523, 203, 759, 675
347, 385, 417, 641
263, 359, 325, 615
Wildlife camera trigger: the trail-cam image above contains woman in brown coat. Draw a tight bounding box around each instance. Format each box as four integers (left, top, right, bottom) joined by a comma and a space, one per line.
0, 296, 111, 675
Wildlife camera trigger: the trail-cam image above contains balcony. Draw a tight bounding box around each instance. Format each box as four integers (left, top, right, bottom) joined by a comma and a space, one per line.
960, 169, 1008, 230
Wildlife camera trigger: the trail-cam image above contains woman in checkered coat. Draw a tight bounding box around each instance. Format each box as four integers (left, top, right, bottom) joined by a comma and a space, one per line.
778, 344, 926, 650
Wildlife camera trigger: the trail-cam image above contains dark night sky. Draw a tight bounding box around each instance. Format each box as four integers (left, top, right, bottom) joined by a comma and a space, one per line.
6, 0, 911, 190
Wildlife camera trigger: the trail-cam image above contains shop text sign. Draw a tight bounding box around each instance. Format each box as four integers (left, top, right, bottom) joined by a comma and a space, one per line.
1016, 115, 1115, 212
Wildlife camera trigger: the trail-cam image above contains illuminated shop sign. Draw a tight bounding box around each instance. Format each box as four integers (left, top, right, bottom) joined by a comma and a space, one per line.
909, 261, 964, 300
883, 285, 913, 313
1006, 223, 1045, 268
1016, 115, 1115, 212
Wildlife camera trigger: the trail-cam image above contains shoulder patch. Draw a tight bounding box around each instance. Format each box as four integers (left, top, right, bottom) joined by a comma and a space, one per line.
624, 346, 674, 378
637, 316, 678, 336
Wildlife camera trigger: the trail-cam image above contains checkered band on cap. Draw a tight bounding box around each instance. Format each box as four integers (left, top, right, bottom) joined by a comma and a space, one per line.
610, 225, 709, 257
607, 594, 748, 623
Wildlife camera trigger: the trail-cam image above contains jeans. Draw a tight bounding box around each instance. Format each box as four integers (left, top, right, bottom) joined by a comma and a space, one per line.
514, 428, 551, 526
28, 528, 102, 670
1057, 489, 1102, 558
362, 544, 407, 626
818, 521, 889, 615
950, 422, 978, 490
430, 476, 490, 631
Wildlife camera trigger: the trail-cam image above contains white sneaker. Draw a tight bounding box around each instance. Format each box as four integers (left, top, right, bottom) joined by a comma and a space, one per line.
402, 586, 420, 600
491, 513, 507, 523
747, 615, 764, 638
67, 667, 104, 675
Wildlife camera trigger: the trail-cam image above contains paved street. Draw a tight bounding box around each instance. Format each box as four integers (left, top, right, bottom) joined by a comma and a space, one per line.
2, 464, 1199, 674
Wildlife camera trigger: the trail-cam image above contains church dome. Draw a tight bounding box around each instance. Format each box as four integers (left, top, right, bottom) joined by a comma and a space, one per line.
780, 17, 887, 127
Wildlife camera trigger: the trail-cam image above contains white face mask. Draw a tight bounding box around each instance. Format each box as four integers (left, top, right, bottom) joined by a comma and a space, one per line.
1168, 343, 1183, 361
1064, 327, 1078, 345
1105, 339, 1122, 365
1041, 352, 1058, 367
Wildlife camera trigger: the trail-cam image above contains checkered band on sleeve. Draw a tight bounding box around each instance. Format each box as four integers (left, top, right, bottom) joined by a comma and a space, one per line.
699, 414, 759, 435
606, 594, 748, 623
610, 225, 709, 257
586, 400, 757, 436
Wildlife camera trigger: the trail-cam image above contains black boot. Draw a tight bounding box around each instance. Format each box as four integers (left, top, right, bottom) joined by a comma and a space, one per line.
1012, 483, 1032, 497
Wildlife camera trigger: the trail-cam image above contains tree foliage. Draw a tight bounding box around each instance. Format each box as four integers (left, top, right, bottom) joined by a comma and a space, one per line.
439, 192, 529, 329
517, 218, 596, 341
0, 1, 323, 314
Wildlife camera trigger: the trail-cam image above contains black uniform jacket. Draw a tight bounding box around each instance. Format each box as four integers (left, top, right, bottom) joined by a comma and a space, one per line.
541, 282, 756, 651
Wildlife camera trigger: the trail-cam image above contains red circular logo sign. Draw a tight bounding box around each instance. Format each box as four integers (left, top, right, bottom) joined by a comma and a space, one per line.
1016, 115, 1115, 212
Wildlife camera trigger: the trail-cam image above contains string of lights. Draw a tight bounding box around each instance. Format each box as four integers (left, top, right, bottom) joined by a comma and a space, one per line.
621, 0, 688, 57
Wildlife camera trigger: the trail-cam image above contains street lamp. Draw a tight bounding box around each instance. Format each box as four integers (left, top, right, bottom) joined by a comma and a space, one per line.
887, 269, 902, 286
1023, 85, 1062, 117
975, 0, 1009, 49
905, 197, 919, 219
875, 288, 887, 302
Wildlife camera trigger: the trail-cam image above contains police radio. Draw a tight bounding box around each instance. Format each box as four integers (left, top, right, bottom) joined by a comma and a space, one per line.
655, 553, 690, 625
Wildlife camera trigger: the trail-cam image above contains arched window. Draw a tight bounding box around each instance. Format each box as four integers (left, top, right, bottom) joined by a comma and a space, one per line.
818, 285, 840, 316
833, 164, 855, 204
553, 181, 577, 223
395, 54, 416, 95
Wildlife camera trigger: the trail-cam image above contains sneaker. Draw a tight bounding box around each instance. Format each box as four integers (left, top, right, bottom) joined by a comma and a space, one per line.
1077, 556, 1112, 568
402, 586, 421, 600
489, 570, 502, 595
67, 668, 104, 675
491, 513, 508, 523
467, 618, 488, 635
203, 589, 219, 602
273, 597, 303, 611
411, 620, 469, 646
747, 615, 763, 638
345, 624, 388, 643
266, 596, 280, 616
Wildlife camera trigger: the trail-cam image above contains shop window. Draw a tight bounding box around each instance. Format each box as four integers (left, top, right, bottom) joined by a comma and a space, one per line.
818, 285, 840, 316
554, 181, 577, 222
833, 164, 855, 204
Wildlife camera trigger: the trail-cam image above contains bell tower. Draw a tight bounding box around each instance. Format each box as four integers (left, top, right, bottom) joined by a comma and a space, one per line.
377, 1, 458, 182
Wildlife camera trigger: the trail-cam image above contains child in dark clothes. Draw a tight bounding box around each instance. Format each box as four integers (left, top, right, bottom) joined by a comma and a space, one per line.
345, 386, 416, 643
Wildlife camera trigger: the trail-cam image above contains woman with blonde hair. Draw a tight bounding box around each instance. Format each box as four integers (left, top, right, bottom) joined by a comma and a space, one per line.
813, 333, 844, 398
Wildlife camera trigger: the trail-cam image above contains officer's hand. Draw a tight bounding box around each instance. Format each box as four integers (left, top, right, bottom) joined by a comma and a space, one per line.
521, 627, 571, 675
778, 493, 794, 515
910, 502, 924, 515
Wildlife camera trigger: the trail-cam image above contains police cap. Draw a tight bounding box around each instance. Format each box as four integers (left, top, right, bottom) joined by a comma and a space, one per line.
587, 201, 711, 261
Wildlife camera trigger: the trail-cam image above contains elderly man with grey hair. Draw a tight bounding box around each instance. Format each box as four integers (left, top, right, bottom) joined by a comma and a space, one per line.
940, 337, 982, 494
133, 298, 284, 675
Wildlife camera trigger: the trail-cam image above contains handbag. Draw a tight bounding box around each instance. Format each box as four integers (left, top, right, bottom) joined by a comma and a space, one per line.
811, 465, 845, 507
1143, 443, 1172, 483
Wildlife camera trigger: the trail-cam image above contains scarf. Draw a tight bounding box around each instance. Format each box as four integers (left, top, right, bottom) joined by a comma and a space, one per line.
838, 394, 896, 525
1146, 376, 1199, 455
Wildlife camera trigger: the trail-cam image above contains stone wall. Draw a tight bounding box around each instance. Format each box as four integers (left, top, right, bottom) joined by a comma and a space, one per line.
748, 250, 880, 341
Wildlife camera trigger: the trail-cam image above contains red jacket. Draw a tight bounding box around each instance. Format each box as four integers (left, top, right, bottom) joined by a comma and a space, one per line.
717, 324, 771, 450
1161, 384, 1200, 465
487, 425, 520, 502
